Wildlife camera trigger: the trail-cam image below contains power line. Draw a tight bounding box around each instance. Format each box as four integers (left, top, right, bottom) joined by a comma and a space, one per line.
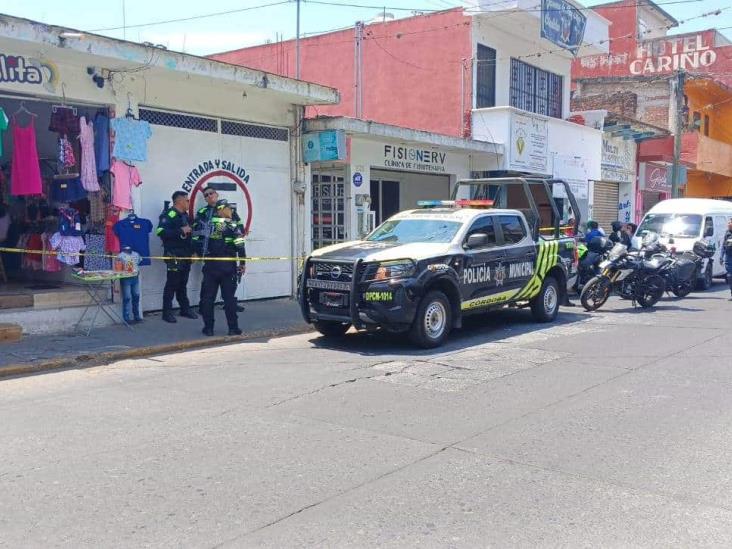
86, 1, 292, 32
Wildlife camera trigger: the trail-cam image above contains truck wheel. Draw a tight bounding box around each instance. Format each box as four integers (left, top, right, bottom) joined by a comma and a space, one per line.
409, 290, 452, 349
530, 276, 560, 322
697, 261, 713, 291
313, 321, 350, 338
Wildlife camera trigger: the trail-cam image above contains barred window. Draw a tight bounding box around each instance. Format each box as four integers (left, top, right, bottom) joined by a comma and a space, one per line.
476, 44, 496, 109
139, 108, 218, 132
510, 59, 563, 119
221, 120, 288, 142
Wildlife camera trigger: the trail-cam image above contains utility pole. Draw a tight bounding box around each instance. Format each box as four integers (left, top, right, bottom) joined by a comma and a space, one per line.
295, 0, 301, 79
354, 21, 364, 118
671, 70, 686, 198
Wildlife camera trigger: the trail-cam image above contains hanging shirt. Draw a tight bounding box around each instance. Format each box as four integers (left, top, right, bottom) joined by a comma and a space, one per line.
114, 216, 153, 266
110, 159, 142, 210
117, 250, 141, 274
110, 117, 152, 162
49, 107, 80, 136
51, 178, 87, 203
94, 112, 111, 175
58, 208, 83, 236
49, 233, 86, 266
0, 108, 8, 157
79, 116, 100, 191
105, 206, 121, 253
10, 115, 43, 196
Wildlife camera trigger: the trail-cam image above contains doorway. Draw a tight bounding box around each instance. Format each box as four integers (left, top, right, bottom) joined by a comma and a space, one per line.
370, 178, 400, 225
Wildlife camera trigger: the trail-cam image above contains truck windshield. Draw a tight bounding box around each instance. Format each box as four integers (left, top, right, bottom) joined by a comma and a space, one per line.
638, 213, 702, 238
366, 219, 461, 244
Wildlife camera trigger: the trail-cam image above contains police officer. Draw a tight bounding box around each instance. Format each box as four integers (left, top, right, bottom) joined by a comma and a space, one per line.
195, 185, 246, 311
193, 199, 247, 336
156, 191, 197, 323
721, 218, 732, 298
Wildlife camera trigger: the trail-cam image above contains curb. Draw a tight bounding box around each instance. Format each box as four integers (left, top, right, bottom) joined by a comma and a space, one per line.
0, 325, 313, 380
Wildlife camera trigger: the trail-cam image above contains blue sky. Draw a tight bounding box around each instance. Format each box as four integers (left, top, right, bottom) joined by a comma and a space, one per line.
3, 0, 731, 55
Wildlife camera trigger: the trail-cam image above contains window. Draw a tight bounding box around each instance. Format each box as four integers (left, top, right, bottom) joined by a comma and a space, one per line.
499, 215, 527, 244
465, 216, 497, 247
704, 114, 710, 136
510, 59, 563, 118
476, 44, 496, 109
692, 111, 702, 132
704, 216, 714, 237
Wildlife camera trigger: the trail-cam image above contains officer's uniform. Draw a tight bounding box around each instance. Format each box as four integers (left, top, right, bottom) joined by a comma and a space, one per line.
722, 229, 732, 296
193, 200, 247, 334
156, 207, 196, 320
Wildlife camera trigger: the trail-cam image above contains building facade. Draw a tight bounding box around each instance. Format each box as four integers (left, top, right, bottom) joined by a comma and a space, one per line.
572, 0, 732, 203
212, 2, 610, 231
0, 15, 338, 334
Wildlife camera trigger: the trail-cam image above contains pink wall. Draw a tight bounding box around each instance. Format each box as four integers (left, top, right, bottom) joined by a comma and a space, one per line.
210, 9, 473, 137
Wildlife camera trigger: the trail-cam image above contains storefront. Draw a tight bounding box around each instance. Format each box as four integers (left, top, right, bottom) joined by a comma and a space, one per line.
637, 162, 674, 221
591, 135, 637, 230
0, 16, 337, 334
303, 117, 502, 248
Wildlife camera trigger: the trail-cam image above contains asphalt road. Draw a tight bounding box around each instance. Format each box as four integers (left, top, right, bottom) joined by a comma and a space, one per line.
2, 284, 732, 548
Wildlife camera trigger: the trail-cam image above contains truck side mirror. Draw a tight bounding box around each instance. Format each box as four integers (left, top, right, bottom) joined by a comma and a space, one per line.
465, 233, 489, 249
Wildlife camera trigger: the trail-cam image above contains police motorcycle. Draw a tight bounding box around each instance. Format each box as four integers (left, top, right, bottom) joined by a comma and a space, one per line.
574, 236, 614, 293
580, 232, 666, 311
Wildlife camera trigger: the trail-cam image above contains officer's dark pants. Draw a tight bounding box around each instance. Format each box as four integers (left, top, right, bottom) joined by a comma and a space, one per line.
726, 261, 732, 295
163, 258, 192, 313
200, 266, 238, 330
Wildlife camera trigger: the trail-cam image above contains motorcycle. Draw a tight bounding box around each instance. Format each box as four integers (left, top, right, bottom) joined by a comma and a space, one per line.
574, 237, 613, 293
580, 237, 666, 311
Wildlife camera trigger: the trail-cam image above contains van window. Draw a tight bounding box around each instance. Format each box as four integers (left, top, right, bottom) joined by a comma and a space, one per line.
638, 213, 702, 238
704, 217, 714, 237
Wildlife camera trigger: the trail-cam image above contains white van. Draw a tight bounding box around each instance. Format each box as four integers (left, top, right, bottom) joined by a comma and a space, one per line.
636, 198, 732, 289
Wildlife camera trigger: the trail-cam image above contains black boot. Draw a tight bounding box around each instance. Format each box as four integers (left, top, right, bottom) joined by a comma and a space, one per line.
228, 327, 242, 336
180, 309, 198, 319
202, 326, 214, 336
162, 311, 177, 323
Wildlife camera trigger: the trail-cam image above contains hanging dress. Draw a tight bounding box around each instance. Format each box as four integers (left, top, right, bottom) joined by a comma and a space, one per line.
79, 116, 100, 191
10, 115, 43, 196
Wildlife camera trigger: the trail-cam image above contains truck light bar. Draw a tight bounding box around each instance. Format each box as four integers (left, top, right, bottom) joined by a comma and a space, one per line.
417, 199, 494, 209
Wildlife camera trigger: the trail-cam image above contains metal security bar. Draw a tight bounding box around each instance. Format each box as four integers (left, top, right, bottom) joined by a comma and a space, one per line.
221, 120, 288, 142
139, 108, 218, 132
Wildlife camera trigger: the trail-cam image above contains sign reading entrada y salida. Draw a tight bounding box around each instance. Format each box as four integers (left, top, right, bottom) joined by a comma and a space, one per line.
383, 145, 447, 173
630, 34, 717, 75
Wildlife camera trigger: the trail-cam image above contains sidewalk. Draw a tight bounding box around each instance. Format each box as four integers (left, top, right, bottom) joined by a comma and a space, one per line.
0, 298, 310, 378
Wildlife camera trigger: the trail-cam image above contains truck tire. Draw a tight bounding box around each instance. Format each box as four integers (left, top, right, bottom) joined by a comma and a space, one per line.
697, 261, 713, 291
530, 276, 560, 322
313, 321, 350, 338
409, 290, 452, 348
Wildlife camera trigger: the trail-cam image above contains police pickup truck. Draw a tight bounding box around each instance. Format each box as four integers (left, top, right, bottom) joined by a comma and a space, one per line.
299, 177, 580, 348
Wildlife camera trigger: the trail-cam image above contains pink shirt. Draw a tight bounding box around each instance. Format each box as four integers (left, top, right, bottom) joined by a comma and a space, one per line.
111, 159, 142, 210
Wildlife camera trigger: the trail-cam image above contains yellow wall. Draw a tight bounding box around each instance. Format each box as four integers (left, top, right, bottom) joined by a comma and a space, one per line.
686, 171, 732, 198
685, 83, 732, 146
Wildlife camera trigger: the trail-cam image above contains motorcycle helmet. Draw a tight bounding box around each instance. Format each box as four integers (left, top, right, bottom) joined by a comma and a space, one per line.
641, 231, 660, 249
693, 240, 716, 258
587, 236, 606, 253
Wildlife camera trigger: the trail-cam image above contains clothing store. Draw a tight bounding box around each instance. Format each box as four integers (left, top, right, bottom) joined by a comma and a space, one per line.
0, 15, 337, 334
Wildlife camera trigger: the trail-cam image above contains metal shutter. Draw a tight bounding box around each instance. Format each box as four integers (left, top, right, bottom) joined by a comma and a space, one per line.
593, 180, 620, 232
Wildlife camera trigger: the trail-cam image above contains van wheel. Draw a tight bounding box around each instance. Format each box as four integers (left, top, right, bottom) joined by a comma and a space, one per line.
313, 321, 350, 338
530, 276, 560, 322
697, 261, 713, 291
409, 290, 452, 348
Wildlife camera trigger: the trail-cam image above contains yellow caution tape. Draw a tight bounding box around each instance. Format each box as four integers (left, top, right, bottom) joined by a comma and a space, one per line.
0, 246, 300, 263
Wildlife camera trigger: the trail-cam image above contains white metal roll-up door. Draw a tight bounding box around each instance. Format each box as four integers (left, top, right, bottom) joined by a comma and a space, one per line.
592, 180, 620, 232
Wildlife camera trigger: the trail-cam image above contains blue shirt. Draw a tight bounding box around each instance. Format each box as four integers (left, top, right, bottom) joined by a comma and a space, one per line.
584, 229, 604, 243
94, 112, 110, 174
110, 117, 152, 162
114, 216, 153, 266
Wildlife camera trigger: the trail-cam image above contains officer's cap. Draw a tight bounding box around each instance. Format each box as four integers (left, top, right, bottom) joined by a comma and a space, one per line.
215, 199, 232, 210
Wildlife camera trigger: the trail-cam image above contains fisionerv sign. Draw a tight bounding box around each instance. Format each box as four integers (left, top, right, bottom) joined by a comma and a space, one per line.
540, 0, 587, 56
383, 144, 447, 173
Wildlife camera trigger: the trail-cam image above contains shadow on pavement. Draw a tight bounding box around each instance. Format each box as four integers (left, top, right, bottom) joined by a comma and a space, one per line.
309, 307, 591, 357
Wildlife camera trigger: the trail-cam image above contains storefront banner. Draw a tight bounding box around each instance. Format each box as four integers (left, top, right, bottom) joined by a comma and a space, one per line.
303, 130, 347, 163
640, 162, 675, 192
601, 135, 636, 184
382, 144, 448, 173
509, 112, 549, 174
552, 154, 589, 199
0, 52, 59, 93
540, 0, 587, 56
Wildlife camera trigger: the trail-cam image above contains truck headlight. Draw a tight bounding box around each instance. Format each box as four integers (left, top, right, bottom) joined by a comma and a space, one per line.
374, 260, 416, 281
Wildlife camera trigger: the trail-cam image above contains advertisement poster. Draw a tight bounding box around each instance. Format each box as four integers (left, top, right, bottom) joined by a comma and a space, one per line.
509, 112, 549, 174
541, 0, 587, 55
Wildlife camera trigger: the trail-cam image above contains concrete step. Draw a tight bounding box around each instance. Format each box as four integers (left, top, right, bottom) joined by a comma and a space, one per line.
32, 288, 100, 309
0, 322, 23, 342
0, 294, 34, 310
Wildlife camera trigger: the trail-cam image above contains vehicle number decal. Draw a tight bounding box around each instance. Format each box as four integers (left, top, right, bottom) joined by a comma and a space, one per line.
363, 291, 393, 302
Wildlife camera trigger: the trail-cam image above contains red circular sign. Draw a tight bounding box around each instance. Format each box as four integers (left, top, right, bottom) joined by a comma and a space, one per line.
188, 169, 253, 233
